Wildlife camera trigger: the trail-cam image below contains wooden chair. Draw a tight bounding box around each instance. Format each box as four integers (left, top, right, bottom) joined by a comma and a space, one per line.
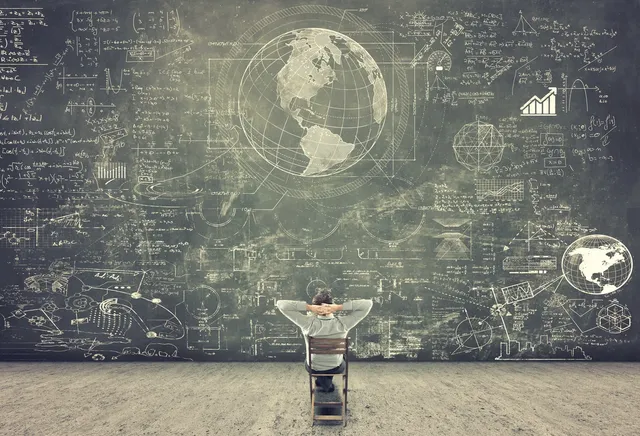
307, 336, 350, 427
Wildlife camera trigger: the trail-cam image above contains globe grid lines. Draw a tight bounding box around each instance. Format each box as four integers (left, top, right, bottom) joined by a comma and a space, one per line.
238, 33, 380, 169
314, 31, 380, 176
245, 34, 317, 174
239, 31, 380, 118
314, 29, 353, 173
244, 40, 381, 115
214, 4, 410, 199
561, 235, 633, 295
240, 38, 318, 175
238, 28, 386, 177
242, 31, 382, 136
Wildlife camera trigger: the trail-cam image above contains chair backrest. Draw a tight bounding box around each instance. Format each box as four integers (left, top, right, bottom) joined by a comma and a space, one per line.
307, 337, 350, 369
308, 337, 348, 354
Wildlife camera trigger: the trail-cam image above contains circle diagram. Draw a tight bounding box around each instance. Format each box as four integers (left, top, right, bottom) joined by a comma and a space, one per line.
452, 120, 505, 172
239, 28, 387, 178
454, 317, 493, 350
561, 235, 633, 295
427, 50, 452, 71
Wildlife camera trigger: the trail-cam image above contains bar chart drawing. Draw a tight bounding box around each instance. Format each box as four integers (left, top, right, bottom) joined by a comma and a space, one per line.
520, 87, 557, 116
95, 162, 127, 179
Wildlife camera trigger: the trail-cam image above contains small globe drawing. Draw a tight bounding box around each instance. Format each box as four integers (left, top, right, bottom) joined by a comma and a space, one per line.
561, 234, 633, 295
452, 121, 505, 172
238, 28, 387, 177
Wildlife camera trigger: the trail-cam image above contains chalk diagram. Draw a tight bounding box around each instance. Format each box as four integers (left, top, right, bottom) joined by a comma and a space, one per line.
452, 309, 501, 355
452, 121, 505, 173
566, 79, 595, 112
185, 285, 224, 352
433, 218, 472, 261
513, 11, 538, 36
427, 50, 452, 93
238, 28, 387, 178
426, 50, 452, 72
0, 208, 91, 248
506, 221, 563, 252
213, 5, 410, 199
476, 179, 524, 201
490, 234, 634, 359
430, 74, 449, 92
596, 300, 631, 334
274, 198, 343, 244
0, 264, 187, 359
356, 177, 426, 244
188, 194, 250, 242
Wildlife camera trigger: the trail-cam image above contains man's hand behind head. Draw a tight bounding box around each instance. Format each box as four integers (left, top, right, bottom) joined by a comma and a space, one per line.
318, 303, 340, 315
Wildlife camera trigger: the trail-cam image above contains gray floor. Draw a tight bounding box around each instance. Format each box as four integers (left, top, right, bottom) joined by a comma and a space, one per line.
0, 362, 638, 435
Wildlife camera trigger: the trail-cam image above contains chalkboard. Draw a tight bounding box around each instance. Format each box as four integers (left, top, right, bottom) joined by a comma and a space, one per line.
0, 0, 639, 362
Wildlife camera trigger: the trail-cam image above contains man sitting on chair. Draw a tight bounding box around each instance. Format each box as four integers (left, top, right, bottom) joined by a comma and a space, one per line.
276, 289, 373, 392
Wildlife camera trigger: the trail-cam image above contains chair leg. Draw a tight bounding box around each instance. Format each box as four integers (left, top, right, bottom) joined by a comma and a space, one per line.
310, 375, 314, 426
343, 374, 348, 426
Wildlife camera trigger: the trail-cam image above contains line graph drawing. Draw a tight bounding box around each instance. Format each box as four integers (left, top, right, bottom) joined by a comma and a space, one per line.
476, 179, 524, 201
566, 79, 598, 112
500, 281, 534, 304
102, 68, 127, 94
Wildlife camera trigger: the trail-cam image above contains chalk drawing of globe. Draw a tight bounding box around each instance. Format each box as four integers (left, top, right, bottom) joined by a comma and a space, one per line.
561, 235, 633, 295
238, 28, 387, 177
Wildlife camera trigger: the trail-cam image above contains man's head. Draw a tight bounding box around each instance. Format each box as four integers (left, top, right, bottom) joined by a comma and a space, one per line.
312, 288, 332, 305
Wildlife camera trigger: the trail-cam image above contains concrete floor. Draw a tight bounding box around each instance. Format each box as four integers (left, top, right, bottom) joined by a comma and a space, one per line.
0, 362, 638, 435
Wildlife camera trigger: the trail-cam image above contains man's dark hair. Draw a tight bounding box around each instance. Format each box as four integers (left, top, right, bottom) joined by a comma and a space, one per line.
312, 288, 332, 305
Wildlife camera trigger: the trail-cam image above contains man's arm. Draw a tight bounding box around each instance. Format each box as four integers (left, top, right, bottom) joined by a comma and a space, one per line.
337, 299, 373, 330
276, 300, 313, 329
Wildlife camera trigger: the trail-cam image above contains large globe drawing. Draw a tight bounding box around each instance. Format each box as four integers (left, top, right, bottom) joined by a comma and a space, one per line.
238, 28, 388, 177
561, 235, 633, 295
